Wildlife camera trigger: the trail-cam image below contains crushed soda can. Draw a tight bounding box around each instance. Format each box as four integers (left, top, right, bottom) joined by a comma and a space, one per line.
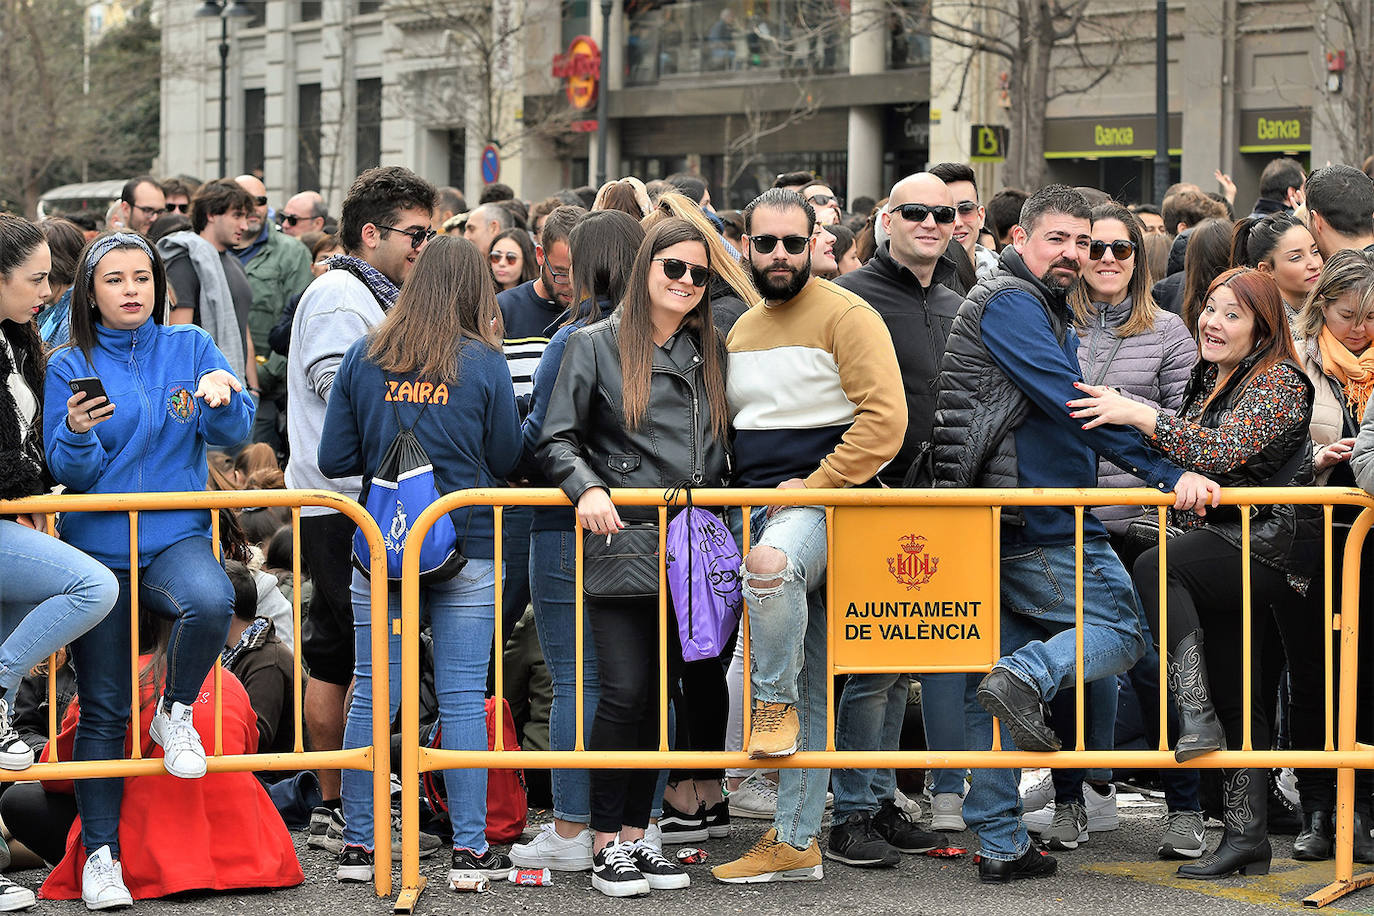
926, 846, 967, 858
675, 847, 709, 864
449, 876, 490, 893
508, 867, 554, 886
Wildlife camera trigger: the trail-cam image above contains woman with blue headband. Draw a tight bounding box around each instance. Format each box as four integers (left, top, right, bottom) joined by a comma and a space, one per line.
43, 231, 254, 909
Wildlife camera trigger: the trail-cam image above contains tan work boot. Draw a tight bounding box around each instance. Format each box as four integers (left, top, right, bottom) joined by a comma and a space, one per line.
712, 828, 823, 883
747, 701, 799, 758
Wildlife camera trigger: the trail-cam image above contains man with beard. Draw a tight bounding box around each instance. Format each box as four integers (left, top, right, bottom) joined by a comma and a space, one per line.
929, 184, 1220, 882
712, 189, 906, 885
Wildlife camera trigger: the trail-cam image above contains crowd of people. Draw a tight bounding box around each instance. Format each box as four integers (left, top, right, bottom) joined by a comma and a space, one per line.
3, 148, 1374, 907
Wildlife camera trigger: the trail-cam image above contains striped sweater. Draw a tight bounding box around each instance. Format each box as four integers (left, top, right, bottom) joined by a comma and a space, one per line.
726, 277, 907, 488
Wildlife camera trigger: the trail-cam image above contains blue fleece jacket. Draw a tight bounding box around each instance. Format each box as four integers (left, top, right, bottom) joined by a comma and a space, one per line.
44, 318, 256, 569
318, 336, 522, 559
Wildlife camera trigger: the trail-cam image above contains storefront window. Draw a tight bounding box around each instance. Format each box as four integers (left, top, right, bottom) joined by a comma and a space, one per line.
887, 0, 929, 68
626, 0, 851, 86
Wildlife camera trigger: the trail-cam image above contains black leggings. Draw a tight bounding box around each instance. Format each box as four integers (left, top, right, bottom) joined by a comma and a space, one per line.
1, 783, 78, 866
668, 628, 730, 783
1133, 528, 1324, 758
587, 597, 682, 834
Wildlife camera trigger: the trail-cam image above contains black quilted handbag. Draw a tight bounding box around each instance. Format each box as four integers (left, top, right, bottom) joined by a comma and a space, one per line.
583, 521, 661, 599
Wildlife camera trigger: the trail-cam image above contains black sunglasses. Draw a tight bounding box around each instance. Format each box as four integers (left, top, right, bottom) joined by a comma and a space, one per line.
165, 203, 190, 214
377, 224, 437, 250
807, 193, 842, 208
1088, 239, 1136, 261
955, 200, 980, 215
893, 203, 956, 224
749, 234, 810, 255
280, 213, 309, 227
654, 257, 709, 287
252, 196, 268, 206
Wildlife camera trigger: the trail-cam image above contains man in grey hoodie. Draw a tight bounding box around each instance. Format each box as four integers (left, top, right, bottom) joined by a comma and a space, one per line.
285, 166, 436, 838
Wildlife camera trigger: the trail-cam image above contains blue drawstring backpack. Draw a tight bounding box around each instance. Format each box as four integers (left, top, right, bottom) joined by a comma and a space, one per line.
665, 486, 743, 662
352, 396, 465, 585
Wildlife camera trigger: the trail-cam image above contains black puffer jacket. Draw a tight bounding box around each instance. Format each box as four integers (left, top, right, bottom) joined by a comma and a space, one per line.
537, 313, 731, 521
835, 242, 966, 486
1163, 355, 1319, 582
927, 247, 1064, 494
0, 325, 47, 502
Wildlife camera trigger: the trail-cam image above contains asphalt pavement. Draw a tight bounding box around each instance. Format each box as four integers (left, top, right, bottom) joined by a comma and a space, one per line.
12, 784, 1374, 915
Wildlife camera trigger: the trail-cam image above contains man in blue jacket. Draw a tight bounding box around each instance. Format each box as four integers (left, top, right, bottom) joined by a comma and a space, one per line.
930, 184, 1220, 882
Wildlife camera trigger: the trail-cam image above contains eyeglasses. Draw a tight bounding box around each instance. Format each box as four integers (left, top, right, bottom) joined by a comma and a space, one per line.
130, 204, 163, 219
654, 257, 709, 287
165, 203, 190, 214
807, 193, 842, 208
892, 203, 956, 224
489, 251, 520, 265
1088, 239, 1136, 261
376, 224, 436, 250
252, 196, 268, 206
955, 200, 980, 215
748, 234, 810, 255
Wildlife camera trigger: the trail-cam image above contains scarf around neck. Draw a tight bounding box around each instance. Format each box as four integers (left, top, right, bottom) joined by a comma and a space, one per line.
327, 254, 400, 311
1318, 324, 1374, 422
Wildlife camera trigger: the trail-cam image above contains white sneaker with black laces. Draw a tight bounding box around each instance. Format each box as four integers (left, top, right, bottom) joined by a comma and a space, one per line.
592, 842, 649, 898
148, 698, 206, 779
0, 699, 32, 771
630, 839, 690, 889
448, 847, 512, 887
81, 846, 132, 911
0, 874, 34, 912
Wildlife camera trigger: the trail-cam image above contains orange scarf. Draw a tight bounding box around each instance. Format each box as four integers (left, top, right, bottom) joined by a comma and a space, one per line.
1318, 325, 1374, 421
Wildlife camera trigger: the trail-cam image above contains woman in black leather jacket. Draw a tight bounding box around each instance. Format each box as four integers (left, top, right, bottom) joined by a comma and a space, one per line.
1070, 267, 1320, 879
537, 217, 731, 896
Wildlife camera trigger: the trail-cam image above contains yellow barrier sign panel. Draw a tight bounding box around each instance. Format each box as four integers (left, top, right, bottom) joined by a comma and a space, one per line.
831, 506, 998, 672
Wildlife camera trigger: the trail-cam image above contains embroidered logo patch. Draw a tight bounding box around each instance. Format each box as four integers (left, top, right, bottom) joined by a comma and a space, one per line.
167, 387, 196, 423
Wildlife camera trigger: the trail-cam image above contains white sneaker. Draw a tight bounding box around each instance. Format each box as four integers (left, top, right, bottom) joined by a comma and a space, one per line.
1019, 769, 1053, 813
0, 699, 33, 771
81, 846, 132, 911
1083, 783, 1119, 832
1024, 802, 1057, 835
511, 823, 594, 871
0, 874, 34, 912
894, 787, 923, 820
149, 698, 206, 779
728, 773, 779, 819
929, 792, 966, 831
643, 822, 664, 853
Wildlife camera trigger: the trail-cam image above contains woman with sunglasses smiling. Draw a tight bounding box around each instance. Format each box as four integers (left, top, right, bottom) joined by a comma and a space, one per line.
1033, 203, 1199, 857
488, 228, 537, 292
538, 218, 732, 898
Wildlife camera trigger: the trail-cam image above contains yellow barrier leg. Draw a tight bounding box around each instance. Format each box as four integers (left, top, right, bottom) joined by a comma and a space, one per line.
396, 548, 425, 911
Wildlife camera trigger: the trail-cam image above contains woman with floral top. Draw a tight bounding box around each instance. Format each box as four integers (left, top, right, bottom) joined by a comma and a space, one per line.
1069, 267, 1318, 880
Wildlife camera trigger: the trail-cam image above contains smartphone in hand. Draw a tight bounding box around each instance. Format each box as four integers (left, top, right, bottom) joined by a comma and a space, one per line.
68, 376, 109, 417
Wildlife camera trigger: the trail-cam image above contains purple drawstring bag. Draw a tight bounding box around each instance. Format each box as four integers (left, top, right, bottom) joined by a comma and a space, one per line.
666, 490, 743, 662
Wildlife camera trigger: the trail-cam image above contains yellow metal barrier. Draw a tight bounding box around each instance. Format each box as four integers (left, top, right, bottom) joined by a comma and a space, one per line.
0, 490, 397, 898
396, 485, 1374, 912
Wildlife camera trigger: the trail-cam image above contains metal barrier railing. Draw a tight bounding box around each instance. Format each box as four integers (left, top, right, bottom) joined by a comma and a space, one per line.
396, 486, 1374, 912
0, 490, 396, 898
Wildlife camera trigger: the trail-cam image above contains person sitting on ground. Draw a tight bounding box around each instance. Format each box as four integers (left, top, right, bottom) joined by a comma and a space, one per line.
223, 559, 295, 755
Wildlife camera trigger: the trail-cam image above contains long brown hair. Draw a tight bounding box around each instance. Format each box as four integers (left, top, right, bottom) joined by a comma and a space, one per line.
366, 235, 503, 383
1198, 267, 1298, 409
1069, 202, 1160, 338
618, 218, 730, 440
1180, 218, 1235, 333
643, 192, 757, 304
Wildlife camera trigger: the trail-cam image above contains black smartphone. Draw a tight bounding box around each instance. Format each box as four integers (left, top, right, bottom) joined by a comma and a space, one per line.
68, 377, 109, 415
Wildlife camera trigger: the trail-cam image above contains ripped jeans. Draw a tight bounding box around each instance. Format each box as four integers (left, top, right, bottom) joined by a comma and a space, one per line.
742, 505, 829, 847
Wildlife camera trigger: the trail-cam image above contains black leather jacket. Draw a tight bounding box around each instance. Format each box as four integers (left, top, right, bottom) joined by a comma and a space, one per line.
536, 313, 731, 520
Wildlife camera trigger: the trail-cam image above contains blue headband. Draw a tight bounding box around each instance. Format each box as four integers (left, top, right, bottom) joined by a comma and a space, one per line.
83, 233, 156, 288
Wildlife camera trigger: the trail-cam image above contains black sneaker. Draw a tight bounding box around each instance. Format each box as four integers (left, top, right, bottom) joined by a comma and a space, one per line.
976, 667, 1060, 753
824, 813, 900, 868
704, 799, 731, 839
592, 842, 650, 898
658, 799, 709, 844
449, 847, 512, 885
336, 845, 374, 883
977, 841, 1058, 883
630, 839, 690, 889
873, 799, 940, 853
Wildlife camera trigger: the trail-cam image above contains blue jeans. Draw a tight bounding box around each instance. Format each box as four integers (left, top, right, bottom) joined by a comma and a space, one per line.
743, 506, 829, 847
964, 539, 1146, 861
70, 536, 234, 858
918, 672, 968, 796
833, 673, 908, 818
530, 528, 600, 824
0, 520, 117, 695
341, 561, 496, 853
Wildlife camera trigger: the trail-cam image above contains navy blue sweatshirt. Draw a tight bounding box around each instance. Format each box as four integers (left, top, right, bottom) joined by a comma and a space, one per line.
980, 285, 1183, 546
497, 279, 567, 409
319, 336, 522, 559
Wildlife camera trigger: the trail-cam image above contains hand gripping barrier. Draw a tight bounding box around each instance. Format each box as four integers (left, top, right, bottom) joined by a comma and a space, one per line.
395, 485, 1374, 912
0, 490, 397, 897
